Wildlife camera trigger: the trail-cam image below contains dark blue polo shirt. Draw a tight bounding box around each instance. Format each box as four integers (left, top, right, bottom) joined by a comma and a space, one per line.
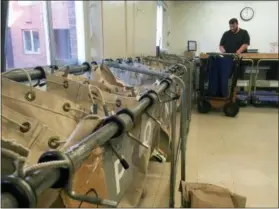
220, 29, 250, 53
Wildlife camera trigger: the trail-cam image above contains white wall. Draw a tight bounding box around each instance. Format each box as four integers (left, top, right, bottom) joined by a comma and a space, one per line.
169, 1, 279, 55
133, 1, 157, 56
102, 1, 126, 58
162, 3, 171, 49
84, 1, 103, 61
84, 1, 157, 61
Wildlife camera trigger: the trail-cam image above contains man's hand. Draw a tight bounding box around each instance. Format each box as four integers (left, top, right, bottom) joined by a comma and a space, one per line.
236, 44, 249, 55
219, 46, 226, 53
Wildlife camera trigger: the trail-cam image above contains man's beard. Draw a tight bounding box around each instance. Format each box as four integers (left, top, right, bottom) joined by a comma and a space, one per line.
232, 27, 239, 33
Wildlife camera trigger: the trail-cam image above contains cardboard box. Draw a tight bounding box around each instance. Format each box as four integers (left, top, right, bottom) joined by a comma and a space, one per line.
179, 181, 247, 208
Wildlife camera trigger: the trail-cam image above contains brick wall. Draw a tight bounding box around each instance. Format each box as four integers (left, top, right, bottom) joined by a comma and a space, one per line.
7, 1, 75, 69
67, 1, 77, 60
9, 2, 47, 68
51, 1, 69, 29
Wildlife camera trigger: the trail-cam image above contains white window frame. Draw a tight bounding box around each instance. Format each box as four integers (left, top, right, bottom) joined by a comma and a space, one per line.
17, 1, 37, 7
22, 29, 41, 54
156, 3, 163, 48
46, 1, 83, 65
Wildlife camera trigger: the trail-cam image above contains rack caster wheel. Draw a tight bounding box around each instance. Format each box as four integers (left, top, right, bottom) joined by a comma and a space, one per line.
236, 100, 247, 107
176, 99, 181, 112
197, 100, 211, 113
223, 102, 239, 117
253, 99, 262, 107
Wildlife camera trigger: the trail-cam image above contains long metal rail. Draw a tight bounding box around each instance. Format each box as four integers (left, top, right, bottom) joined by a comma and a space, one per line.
2, 61, 171, 82
253, 59, 279, 92
106, 62, 170, 78
2, 63, 90, 82
1, 0, 9, 73
241, 59, 254, 97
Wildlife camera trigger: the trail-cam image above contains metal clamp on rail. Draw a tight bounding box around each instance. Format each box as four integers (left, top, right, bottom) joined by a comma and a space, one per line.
116, 108, 136, 127
116, 58, 123, 64
34, 66, 47, 79
49, 65, 59, 74
117, 108, 150, 150
94, 114, 130, 170
1, 151, 72, 208
159, 77, 173, 89
50, 65, 59, 70
138, 89, 160, 109
38, 151, 72, 189
103, 58, 114, 63
101, 115, 126, 139
82, 62, 91, 72
135, 56, 141, 62
2, 175, 37, 208
33, 66, 47, 87
127, 57, 133, 64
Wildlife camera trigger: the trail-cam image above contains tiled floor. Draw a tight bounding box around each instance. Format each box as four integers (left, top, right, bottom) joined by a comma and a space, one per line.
139, 107, 278, 208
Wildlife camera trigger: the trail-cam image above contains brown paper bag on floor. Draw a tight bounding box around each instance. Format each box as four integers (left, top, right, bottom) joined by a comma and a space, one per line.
179, 181, 246, 208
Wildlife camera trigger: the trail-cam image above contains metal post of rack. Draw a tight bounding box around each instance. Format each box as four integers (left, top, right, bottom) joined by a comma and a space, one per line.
239, 59, 254, 104
180, 67, 188, 207
252, 58, 279, 105
1, 0, 9, 73
169, 83, 177, 208
188, 61, 193, 121
155, 54, 191, 208
253, 59, 279, 93
159, 55, 192, 208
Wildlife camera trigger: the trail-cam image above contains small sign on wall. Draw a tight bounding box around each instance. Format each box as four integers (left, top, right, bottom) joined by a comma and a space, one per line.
270, 42, 278, 53
187, 40, 197, 51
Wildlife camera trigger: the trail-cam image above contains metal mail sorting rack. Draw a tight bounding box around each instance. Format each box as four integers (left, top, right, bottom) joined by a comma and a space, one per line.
252, 58, 278, 106
199, 53, 278, 107
1, 59, 193, 208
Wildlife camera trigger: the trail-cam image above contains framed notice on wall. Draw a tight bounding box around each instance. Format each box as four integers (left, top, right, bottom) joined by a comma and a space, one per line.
187, 40, 197, 51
